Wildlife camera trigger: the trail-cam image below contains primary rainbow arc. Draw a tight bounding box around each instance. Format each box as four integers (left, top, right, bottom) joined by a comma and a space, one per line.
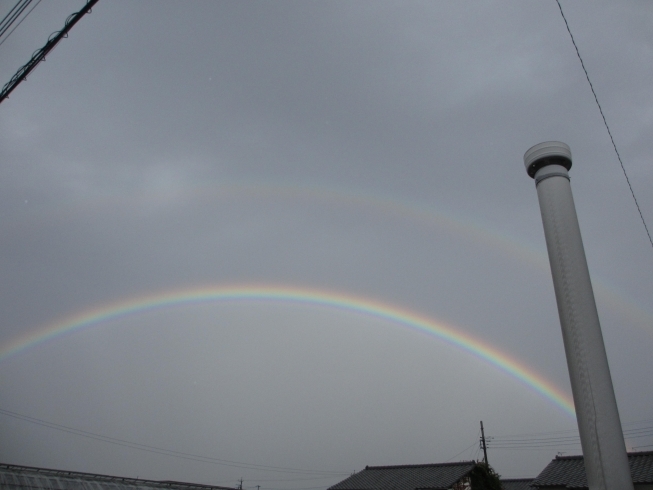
0, 284, 575, 417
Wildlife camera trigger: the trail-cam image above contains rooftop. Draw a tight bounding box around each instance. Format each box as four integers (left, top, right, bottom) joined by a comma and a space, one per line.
532, 451, 653, 488
500, 478, 534, 490
0, 463, 238, 490
328, 462, 477, 490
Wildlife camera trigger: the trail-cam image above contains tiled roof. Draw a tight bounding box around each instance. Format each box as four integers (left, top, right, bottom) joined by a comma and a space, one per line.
328, 462, 477, 490
0, 463, 238, 490
531, 451, 653, 488
500, 478, 534, 490
631, 451, 653, 483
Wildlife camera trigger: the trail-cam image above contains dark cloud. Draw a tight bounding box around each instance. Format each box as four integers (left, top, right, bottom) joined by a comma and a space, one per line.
1, 0, 651, 485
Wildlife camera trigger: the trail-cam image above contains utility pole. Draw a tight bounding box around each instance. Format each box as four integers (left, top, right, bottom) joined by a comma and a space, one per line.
523, 142, 633, 490
480, 421, 488, 466
238, 479, 243, 490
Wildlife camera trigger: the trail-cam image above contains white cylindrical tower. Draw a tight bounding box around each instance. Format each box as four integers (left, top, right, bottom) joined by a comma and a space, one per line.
524, 142, 632, 490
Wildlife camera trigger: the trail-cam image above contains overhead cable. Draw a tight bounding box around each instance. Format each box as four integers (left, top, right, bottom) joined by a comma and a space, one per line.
0, 1, 26, 29
486, 424, 653, 450
0, 407, 348, 476
556, 0, 653, 251
0, 0, 32, 39
0, 0, 99, 104
261, 486, 334, 490
0, 0, 42, 49
445, 439, 478, 463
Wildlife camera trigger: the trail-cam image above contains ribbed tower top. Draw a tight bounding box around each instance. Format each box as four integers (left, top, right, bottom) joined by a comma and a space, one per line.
524, 141, 572, 178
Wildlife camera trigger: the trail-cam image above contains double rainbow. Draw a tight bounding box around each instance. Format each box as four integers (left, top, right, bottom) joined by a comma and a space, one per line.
0, 284, 575, 417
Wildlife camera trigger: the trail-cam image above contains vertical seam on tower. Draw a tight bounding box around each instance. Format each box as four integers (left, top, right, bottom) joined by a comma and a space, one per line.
545, 178, 604, 490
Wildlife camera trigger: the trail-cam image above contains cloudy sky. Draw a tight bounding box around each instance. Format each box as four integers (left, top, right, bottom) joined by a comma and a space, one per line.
1, 0, 652, 486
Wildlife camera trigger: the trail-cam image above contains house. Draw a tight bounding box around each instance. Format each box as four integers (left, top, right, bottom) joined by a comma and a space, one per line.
0, 462, 239, 490
530, 451, 653, 489
499, 479, 534, 490
327, 462, 483, 490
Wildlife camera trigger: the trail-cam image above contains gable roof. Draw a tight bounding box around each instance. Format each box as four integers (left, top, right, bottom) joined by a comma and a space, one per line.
0, 463, 238, 490
500, 478, 534, 490
531, 451, 653, 488
328, 462, 477, 490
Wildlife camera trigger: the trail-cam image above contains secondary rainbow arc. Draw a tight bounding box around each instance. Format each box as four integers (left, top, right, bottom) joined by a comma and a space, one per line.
0, 284, 576, 417
32, 180, 653, 337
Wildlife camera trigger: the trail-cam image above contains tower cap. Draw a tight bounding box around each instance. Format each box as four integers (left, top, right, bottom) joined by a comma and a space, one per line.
524, 141, 572, 178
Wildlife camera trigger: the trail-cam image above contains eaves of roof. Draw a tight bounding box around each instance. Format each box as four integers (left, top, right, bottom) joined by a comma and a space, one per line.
0, 462, 238, 490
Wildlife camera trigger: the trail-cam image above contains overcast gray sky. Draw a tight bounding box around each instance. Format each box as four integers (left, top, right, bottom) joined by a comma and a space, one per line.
1, 0, 652, 486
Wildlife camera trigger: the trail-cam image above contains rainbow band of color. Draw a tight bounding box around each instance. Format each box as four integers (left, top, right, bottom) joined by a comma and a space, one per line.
0, 284, 575, 417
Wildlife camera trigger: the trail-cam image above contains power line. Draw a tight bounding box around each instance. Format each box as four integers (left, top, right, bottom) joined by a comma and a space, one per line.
624, 418, 653, 427
261, 486, 334, 490
239, 477, 345, 483
0, 0, 99, 104
489, 434, 580, 443
0, 0, 32, 39
485, 424, 653, 449
0, 407, 348, 476
488, 442, 582, 449
556, 0, 653, 251
445, 437, 479, 463
487, 427, 578, 438
489, 425, 653, 441
261, 486, 335, 490
485, 418, 653, 439
623, 428, 653, 436
200, 477, 343, 489
0, 0, 42, 49
0, 1, 26, 29
485, 447, 576, 452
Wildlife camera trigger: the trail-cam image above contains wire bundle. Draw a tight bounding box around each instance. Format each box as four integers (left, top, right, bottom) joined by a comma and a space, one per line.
0, 0, 41, 48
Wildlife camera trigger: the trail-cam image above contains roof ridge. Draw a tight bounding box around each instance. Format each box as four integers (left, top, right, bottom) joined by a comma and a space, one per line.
629, 450, 653, 456
554, 450, 653, 460
0, 462, 236, 489
365, 462, 476, 470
